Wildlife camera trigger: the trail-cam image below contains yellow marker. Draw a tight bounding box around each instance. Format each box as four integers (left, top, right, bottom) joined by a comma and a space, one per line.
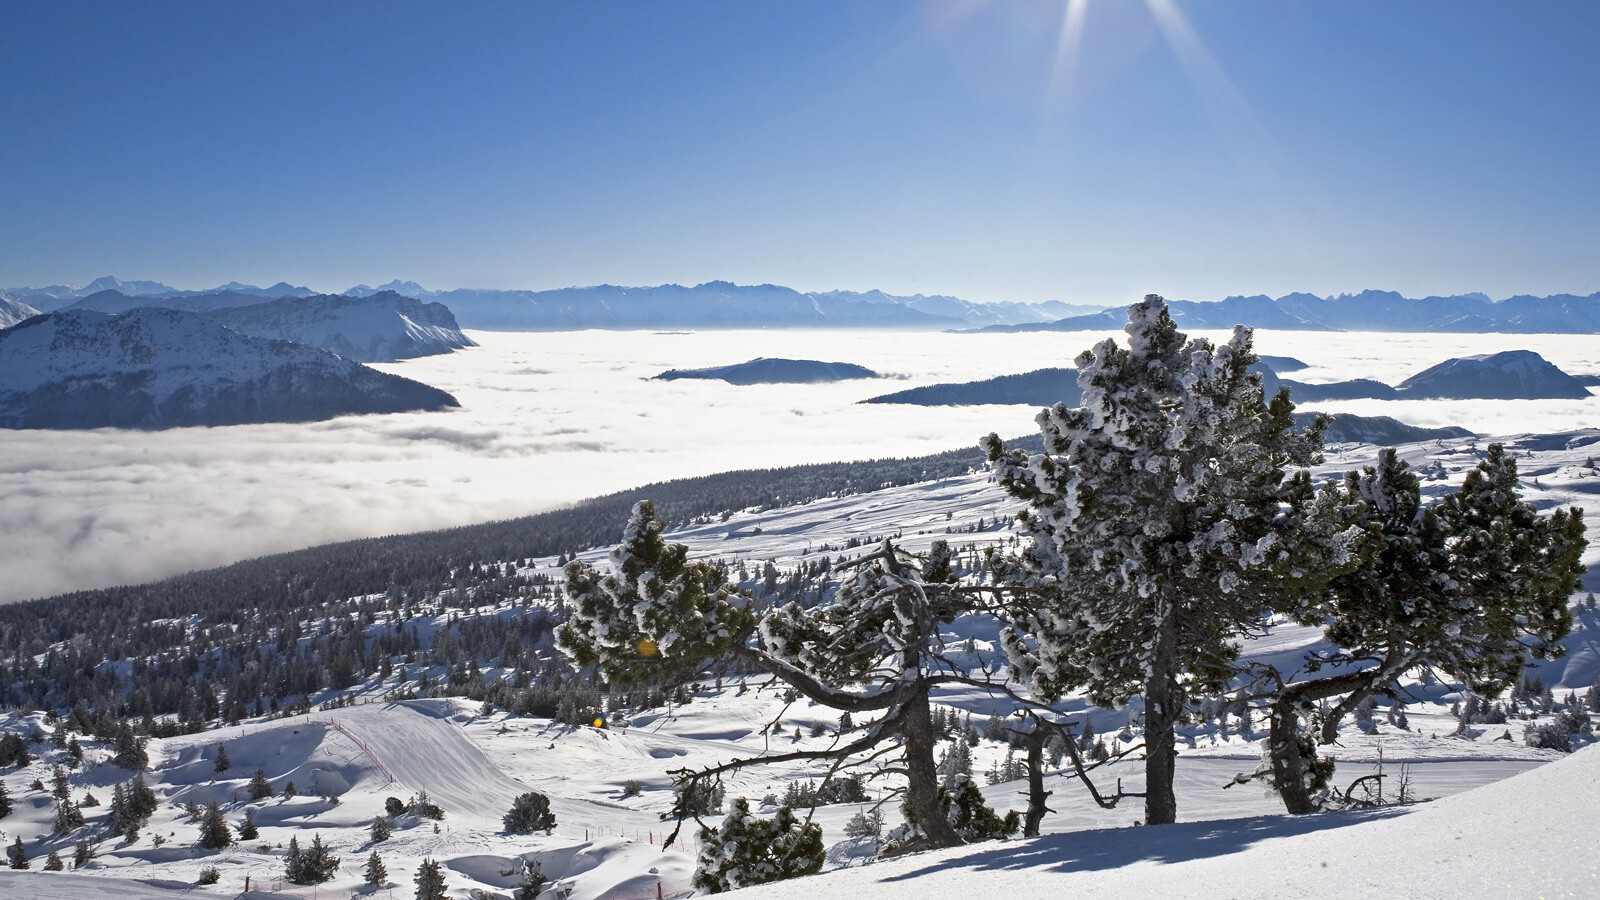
593, 717, 605, 729
637, 638, 658, 658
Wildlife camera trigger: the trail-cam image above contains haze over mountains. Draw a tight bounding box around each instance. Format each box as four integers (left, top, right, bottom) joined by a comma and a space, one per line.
9, 278, 1600, 332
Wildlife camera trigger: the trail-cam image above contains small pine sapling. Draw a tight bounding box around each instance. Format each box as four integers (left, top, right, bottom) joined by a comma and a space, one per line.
693, 799, 824, 893
363, 850, 387, 886
8, 836, 29, 869
247, 769, 273, 800
198, 801, 233, 850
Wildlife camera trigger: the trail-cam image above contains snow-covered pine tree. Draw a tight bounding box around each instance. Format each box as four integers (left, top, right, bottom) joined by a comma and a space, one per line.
559, 502, 986, 849
213, 745, 230, 774
1262, 445, 1585, 813
44, 848, 63, 871
238, 808, 258, 841
693, 798, 824, 893
514, 861, 548, 900
984, 294, 1352, 825
0, 780, 10, 820
369, 814, 390, 842
502, 791, 557, 833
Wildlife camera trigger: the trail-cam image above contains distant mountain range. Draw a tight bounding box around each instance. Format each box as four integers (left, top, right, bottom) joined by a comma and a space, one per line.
346, 280, 1097, 330
3, 276, 317, 311
967, 289, 1600, 334
60, 289, 475, 363
0, 308, 458, 430
8, 278, 1600, 333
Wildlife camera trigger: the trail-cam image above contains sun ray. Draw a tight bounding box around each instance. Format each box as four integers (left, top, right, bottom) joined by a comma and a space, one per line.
1144, 0, 1283, 177
1047, 0, 1091, 98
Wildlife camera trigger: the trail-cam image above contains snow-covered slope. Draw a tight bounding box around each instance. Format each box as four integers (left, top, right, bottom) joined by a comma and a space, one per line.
728, 744, 1600, 900
64, 289, 476, 362
0, 423, 1595, 896
0, 308, 460, 429
0, 293, 41, 327
206, 291, 476, 362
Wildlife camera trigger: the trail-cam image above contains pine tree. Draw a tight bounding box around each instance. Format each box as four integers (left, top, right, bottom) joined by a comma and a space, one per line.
502, 791, 557, 833
53, 796, 85, 834
299, 833, 339, 883
283, 836, 305, 884
940, 777, 1019, 842
370, 814, 391, 842
237, 808, 259, 840
514, 861, 548, 900
111, 722, 147, 770
213, 745, 231, 774
559, 503, 983, 849
693, 799, 824, 893
8, 836, 28, 869
128, 773, 157, 822
247, 768, 273, 800
364, 850, 387, 886
985, 295, 1351, 825
1262, 445, 1585, 813
72, 838, 92, 868
198, 801, 233, 850
0, 780, 11, 820
44, 848, 63, 870
414, 857, 448, 900
51, 765, 70, 801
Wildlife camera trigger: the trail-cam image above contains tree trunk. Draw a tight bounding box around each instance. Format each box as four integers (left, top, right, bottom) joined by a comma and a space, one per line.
1022, 721, 1051, 836
1268, 692, 1318, 815
900, 687, 963, 848
1142, 604, 1179, 825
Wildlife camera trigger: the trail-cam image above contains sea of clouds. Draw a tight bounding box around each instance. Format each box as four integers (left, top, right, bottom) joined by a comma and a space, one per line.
3, 327, 1596, 604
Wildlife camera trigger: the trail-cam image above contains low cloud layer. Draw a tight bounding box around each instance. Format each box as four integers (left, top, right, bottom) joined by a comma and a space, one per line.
3, 328, 1596, 604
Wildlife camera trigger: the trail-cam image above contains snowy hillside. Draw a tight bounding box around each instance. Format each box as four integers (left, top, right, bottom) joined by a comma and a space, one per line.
0, 294, 40, 328
0, 426, 1595, 897
63, 289, 476, 362
0, 308, 460, 429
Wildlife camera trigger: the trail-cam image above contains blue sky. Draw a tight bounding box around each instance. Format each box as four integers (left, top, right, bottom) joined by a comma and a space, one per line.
3, 1, 1597, 304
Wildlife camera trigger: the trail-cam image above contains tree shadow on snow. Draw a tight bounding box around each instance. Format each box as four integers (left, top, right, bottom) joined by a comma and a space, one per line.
882, 808, 1411, 880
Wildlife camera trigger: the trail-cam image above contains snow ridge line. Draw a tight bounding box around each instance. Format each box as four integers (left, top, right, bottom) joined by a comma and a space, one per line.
321, 718, 396, 784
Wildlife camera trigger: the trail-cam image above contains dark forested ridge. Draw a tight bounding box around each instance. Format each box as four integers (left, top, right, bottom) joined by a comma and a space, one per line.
0, 437, 1039, 731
